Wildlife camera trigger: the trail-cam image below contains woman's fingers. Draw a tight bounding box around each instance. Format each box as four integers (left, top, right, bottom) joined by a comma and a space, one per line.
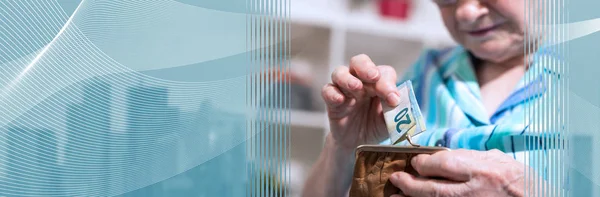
390, 171, 466, 197
321, 83, 358, 120
349, 54, 380, 83
411, 151, 473, 182
347, 54, 400, 104
330, 57, 401, 108
374, 65, 400, 107
328, 54, 401, 108
331, 66, 366, 99
321, 83, 346, 108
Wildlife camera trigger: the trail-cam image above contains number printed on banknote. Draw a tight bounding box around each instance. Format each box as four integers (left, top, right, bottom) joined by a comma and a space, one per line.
382, 80, 426, 145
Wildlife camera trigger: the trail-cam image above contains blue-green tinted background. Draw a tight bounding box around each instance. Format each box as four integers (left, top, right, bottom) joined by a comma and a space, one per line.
522, 0, 600, 196
0, 0, 286, 196
566, 1, 600, 196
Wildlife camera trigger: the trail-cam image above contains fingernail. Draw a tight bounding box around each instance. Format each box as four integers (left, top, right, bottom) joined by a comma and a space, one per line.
386, 92, 400, 106
335, 94, 344, 103
411, 155, 420, 166
349, 80, 360, 90
391, 172, 400, 181
367, 69, 379, 80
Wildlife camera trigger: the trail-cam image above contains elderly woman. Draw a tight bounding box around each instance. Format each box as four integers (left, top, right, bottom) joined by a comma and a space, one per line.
303, 0, 555, 196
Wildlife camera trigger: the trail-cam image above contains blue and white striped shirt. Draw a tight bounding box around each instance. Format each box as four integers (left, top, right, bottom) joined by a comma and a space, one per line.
391, 46, 563, 183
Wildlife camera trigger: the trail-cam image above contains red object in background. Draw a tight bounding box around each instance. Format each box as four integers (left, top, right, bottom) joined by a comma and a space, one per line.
378, 0, 412, 20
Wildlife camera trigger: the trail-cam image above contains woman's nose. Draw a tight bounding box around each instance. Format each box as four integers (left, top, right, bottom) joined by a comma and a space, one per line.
455, 0, 488, 25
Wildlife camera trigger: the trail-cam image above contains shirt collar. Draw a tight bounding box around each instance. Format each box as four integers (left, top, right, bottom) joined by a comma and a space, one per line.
440, 46, 561, 125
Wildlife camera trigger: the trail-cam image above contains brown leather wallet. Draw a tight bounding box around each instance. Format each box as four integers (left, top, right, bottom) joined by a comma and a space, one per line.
349, 145, 449, 197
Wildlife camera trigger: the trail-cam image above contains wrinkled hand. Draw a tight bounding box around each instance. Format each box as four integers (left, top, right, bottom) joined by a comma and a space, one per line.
390, 149, 534, 197
321, 54, 400, 151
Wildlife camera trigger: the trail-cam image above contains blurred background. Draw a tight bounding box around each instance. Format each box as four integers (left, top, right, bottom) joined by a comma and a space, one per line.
0, 0, 457, 196
285, 0, 455, 196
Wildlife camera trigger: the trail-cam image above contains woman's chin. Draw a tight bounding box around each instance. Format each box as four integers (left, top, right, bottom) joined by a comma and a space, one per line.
467, 42, 516, 62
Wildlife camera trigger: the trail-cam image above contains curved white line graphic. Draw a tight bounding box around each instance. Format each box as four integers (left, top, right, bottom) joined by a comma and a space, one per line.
543, 17, 600, 45
1, 0, 86, 97
15, 0, 84, 83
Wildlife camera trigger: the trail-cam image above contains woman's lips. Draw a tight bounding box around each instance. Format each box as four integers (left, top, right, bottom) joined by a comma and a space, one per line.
467, 25, 499, 37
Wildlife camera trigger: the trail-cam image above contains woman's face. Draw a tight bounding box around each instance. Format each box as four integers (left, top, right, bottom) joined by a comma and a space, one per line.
434, 0, 532, 63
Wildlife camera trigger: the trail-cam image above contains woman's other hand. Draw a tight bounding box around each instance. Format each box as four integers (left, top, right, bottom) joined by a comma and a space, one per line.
390, 149, 535, 197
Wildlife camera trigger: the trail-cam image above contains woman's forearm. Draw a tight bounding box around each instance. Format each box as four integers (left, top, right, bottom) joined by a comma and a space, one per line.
301, 135, 356, 197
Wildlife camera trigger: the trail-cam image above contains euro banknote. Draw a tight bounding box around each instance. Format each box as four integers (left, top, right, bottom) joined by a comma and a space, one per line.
382, 80, 426, 145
